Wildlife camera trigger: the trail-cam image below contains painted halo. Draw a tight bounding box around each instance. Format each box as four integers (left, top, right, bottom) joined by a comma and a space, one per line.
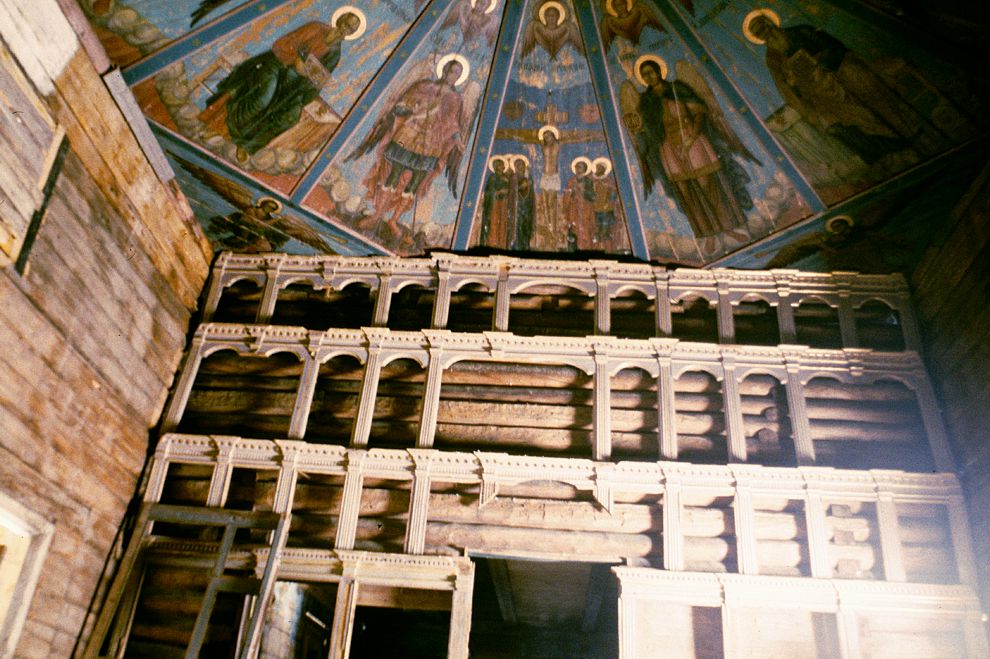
591, 157, 612, 177
742, 8, 781, 45
537, 124, 561, 142
470, 0, 499, 15
570, 156, 593, 175
436, 53, 471, 86
538, 0, 566, 26
633, 54, 668, 86
512, 154, 530, 171
487, 155, 508, 173
257, 196, 283, 212
331, 6, 367, 41
604, 0, 633, 18
826, 214, 854, 234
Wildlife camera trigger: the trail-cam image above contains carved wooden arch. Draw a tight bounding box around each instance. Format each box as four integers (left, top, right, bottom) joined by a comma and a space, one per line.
670, 361, 724, 381
378, 350, 430, 370
735, 291, 778, 306
799, 370, 855, 386
735, 365, 789, 384
509, 278, 598, 297
199, 341, 307, 361
793, 293, 839, 309
329, 276, 380, 293
275, 274, 331, 292
610, 283, 657, 299
439, 351, 596, 376
316, 347, 368, 367
852, 295, 900, 311
450, 277, 496, 293
608, 361, 661, 378
669, 289, 718, 305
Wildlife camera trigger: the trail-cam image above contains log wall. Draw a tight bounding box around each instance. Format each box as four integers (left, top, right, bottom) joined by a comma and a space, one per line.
911, 160, 990, 606
0, 1, 210, 655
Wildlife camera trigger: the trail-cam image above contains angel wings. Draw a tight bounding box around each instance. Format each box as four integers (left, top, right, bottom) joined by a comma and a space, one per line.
521, 1, 583, 60
348, 55, 482, 200
172, 155, 337, 254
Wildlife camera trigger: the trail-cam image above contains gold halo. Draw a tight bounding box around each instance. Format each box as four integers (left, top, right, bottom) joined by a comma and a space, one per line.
633, 54, 667, 86
826, 214, 854, 234
257, 196, 283, 212
537, 124, 561, 142
331, 6, 367, 41
436, 53, 470, 86
570, 156, 593, 175
512, 154, 530, 171
742, 8, 780, 45
604, 0, 632, 18
538, 0, 566, 26
487, 155, 507, 173
470, 0, 499, 15
591, 157, 612, 177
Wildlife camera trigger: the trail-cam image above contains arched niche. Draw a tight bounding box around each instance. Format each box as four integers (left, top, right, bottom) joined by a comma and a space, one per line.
507, 283, 595, 337
212, 278, 262, 324
740, 372, 796, 467
177, 347, 304, 439
610, 366, 659, 461
673, 369, 727, 464
803, 375, 933, 472
304, 353, 365, 445
733, 295, 780, 346
386, 282, 435, 331
317, 281, 375, 329
670, 295, 718, 344
794, 297, 842, 348
446, 281, 495, 333
611, 288, 656, 339
433, 359, 594, 457
271, 278, 332, 329
854, 299, 905, 351
368, 357, 427, 448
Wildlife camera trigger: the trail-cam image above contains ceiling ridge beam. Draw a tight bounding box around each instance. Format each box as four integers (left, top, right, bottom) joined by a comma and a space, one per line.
451, 0, 529, 251
574, 0, 650, 260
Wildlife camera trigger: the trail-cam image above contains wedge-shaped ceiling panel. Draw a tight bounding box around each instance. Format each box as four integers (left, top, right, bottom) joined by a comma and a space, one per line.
466, 0, 633, 255
299, 0, 506, 254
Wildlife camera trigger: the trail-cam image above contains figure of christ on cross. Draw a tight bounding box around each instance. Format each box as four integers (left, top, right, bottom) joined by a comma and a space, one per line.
495, 104, 602, 249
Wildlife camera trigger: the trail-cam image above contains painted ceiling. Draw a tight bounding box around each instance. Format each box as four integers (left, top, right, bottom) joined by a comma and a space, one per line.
79, 0, 986, 269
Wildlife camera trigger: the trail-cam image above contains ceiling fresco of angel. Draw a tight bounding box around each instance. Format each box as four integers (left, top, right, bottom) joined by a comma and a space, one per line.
77, 0, 988, 265
684, 1, 983, 206
300, 1, 500, 254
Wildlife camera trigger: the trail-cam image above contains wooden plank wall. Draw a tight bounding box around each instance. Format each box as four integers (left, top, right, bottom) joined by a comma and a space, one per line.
911, 161, 990, 605
0, 1, 212, 654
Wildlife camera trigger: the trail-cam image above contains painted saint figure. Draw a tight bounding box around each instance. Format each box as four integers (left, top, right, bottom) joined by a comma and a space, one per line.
590, 157, 624, 249
744, 9, 972, 166
442, 0, 500, 48
349, 55, 481, 241
562, 157, 595, 249
508, 156, 535, 250
200, 7, 366, 160
622, 56, 757, 250
480, 156, 512, 247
